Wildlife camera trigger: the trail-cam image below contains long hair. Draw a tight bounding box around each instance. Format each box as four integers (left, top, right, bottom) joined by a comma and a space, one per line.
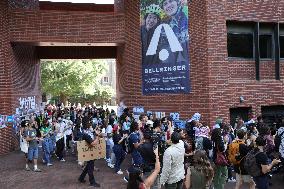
193, 150, 214, 184
127, 166, 144, 189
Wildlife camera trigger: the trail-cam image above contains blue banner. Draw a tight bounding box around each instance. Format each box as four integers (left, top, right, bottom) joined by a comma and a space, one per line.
141, 0, 190, 94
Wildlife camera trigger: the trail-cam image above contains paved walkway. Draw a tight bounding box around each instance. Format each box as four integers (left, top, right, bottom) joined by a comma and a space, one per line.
0, 150, 283, 189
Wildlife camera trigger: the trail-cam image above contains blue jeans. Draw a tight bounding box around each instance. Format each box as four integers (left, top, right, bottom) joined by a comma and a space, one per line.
106, 145, 111, 159
50, 135, 56, 153
253, 175, 269, 189
42, 138, 53, 164
28, 146, 39, 160
113, 144, 126, 172
131, 150, 143, 166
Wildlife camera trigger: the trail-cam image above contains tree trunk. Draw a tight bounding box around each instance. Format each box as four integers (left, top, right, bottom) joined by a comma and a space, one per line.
59, 92, 68, 105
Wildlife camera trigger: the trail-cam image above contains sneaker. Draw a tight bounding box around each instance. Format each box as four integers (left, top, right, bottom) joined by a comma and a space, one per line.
123, 176, 129, 183
42, 159, 46, 164
90, 182, 100, 187
108, 163, 114, 169
25, 166, 31, 171
228, 178, 236, 182
47, 163, 53, 166
34, 168, 42, 172
78, 178, 86, 183
60, 158, 66, 162
117, 170, 123, 175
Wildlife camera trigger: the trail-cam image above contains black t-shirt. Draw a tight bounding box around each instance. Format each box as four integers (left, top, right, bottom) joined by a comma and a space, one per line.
113, 133, 123, 145
255, 151, 269, 176
234, 143, 251, 174
138, 141, 155, 169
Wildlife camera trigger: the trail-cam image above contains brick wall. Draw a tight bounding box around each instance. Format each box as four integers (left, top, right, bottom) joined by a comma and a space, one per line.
2, 0, 284, 155
117, 0, 211, 123
207, 0, 284, 123
9, 10, 125, 44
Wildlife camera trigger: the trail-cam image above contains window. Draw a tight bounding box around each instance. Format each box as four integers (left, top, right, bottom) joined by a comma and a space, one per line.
280, 36, 284, 58
227, 33, 254, 58
259, 34, 273, 59
103, 77, 109, 83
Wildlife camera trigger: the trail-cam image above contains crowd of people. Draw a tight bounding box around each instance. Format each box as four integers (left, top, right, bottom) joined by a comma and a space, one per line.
18, 103, 284, 189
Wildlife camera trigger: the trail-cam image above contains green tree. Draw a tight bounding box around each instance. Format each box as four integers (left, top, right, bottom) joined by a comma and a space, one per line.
41, 59, 114, 104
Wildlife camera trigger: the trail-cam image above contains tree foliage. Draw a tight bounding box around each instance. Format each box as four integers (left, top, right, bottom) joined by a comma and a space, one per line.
41, 59, 114, 104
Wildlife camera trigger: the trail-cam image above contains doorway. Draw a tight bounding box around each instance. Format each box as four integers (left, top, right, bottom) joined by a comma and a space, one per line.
230, 107, 252, 126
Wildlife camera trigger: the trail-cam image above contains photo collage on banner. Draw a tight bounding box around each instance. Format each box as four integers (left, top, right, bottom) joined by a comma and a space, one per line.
141, 0, 190, 94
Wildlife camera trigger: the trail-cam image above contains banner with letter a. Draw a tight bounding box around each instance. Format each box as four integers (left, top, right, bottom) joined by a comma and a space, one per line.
141, 0, 190, 94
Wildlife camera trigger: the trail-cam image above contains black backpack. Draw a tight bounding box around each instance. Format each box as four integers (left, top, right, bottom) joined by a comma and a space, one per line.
274, 131, 284, 152
244, 149, 262, 177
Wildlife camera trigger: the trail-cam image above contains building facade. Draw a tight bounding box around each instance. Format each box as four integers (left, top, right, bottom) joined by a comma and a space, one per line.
1, 0, 284, 154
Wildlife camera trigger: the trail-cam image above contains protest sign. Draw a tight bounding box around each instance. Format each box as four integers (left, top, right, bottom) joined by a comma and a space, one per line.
174, 120, 186, 129
133, 106, 144, 121
170, 112, 180, 121
77, 138, 106, 162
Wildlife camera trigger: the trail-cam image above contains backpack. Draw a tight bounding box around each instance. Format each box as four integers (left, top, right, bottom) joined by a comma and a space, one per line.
228, 139, 245, 165
244, 150, 262, 177
274, 131, 284, 152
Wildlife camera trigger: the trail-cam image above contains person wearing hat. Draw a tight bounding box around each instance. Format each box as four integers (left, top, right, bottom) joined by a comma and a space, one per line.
112, 124, 128, 174
141, 3, 162, 64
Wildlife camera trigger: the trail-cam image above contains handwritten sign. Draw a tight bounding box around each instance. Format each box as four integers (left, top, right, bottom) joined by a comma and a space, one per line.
174, 120, 186, 129
170, 112, 180, 121
77, 139, 106, 162
133, 106, 144, 121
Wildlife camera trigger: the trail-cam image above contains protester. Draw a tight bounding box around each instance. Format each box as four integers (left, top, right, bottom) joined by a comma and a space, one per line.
184, 150, 214, 189
55, 116, 66, 162
20, 120, 29, 171
105, 122, 115, 168
40, 119, 53, 166
233, 130, 255, 189
78, 123, 101, 188
212, 128, 228, 189
25, 122, 41, 172
127, 147, 160, 189
112, 124, 127, 174
249, 136, 281, 189
129, 122, 144, 166
160, 131, 185, 189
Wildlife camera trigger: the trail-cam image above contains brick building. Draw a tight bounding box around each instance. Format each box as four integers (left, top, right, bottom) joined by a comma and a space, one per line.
1, 0, 284, 154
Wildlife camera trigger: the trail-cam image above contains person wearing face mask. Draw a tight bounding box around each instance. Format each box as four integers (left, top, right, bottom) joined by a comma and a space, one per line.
78, 123, 101, 188
55, 116, 66, 162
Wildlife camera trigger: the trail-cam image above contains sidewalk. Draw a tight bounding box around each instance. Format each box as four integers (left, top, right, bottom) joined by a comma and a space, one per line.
0, 150, 283, 189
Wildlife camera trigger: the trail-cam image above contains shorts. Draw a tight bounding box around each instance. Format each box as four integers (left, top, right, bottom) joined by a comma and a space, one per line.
28, 146, 38, 160
236, 173, 253, 183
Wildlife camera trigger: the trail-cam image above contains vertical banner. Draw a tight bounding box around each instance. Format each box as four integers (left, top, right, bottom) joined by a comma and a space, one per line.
141, 0, 190, 94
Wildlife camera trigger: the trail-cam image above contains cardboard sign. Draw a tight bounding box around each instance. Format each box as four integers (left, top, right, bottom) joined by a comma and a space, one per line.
133, 106, 144, 121
170, 112, 180, 121
174, 120, 186, 129
77, 139, 106, 162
